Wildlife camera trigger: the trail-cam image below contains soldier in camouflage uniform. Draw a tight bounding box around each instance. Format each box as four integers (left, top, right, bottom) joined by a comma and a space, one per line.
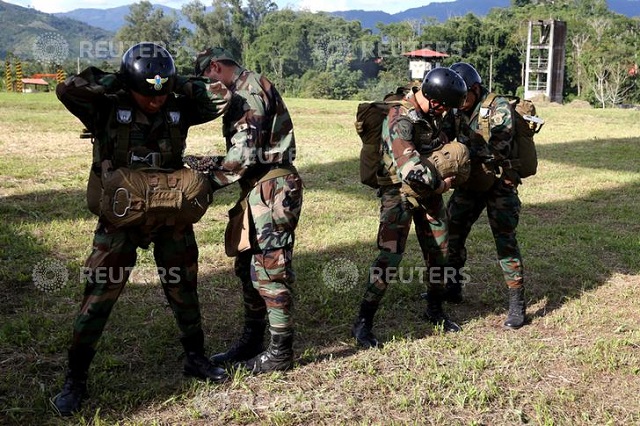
187, 47, 302, 373
445, 62, 526, 329
351, 68, 468, 349
51, 43, 232, 417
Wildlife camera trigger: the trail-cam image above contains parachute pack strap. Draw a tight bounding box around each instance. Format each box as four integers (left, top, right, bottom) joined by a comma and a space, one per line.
477, 92, 499, 143
115, 97, 133, 167
165, 96, 183, 166
379, 151, 400, 186
383, 86, 411, 102
257, 164, 298, 184
379, 101, 410, 187
115, 121, 131, 167
167, 124, 182, 165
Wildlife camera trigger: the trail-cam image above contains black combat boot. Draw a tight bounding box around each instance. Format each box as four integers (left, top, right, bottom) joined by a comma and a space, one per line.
423, 291, 462, 333
181, 330, 229, 383
240, 330, 294, 374
504, 287, 526, 329
444, 269, 464, 304
51, 346, 96, 417
210, 319, 266, 365
351, 300, 382, 349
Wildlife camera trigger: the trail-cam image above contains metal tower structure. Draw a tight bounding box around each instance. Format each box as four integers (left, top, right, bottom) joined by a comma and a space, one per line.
524, 20, 567, 102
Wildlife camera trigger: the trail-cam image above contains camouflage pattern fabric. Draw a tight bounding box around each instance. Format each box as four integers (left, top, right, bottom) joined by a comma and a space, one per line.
457, 89, 514, 171
447, 89, 523, 289
56, 67, 231, 353
205, 67, 296, 189
197, 67, 302, 333
380, 91, 444, 198
56, 68, 231, 170
72, 223, 202, 348
362, 90, 449, 303
363, 185, 449, 303
447, 182, 523, 288
243, 173, 302, 331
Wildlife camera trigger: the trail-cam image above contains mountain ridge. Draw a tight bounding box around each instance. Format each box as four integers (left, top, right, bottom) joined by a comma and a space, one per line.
0, 0, 114, 60
53, 0, 640, 33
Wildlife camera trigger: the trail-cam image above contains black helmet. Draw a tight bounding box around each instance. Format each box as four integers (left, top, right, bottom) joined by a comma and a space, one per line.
421, 67, 467, 108
120, 43, 176, 96
450, 62, 482, 89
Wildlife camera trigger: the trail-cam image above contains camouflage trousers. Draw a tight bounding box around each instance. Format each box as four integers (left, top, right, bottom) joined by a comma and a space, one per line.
447, 177, 523, 289
363, 185, 449, 303
70, 221, 204, 351
233, 172, 303, 334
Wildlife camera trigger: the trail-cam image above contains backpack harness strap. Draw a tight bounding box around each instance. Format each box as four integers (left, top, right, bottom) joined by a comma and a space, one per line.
114, 96, 183, 169
115, 102, 132, 167
475, 92, 522, 170
378, 100, 411, 187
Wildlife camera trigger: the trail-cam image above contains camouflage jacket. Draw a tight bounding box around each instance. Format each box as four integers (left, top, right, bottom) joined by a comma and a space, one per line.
457, 89, 514, 163
381, 87, 445, 196
203, 67, 296, 189
56, 66, 231, 171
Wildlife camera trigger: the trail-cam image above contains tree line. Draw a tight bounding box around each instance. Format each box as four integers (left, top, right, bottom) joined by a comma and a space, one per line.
10, 0, 640, 106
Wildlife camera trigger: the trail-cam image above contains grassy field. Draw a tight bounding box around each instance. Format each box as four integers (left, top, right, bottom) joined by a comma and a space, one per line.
0, 91, 639, 425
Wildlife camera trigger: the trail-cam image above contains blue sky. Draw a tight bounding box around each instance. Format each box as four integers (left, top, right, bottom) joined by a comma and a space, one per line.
6, 0, 454, 15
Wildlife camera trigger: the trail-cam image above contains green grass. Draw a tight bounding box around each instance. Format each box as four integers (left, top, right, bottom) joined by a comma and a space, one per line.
1, 93, 639, 425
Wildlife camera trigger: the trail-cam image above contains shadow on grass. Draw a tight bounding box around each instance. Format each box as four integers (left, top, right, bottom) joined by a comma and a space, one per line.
0, 189, 92, 316
1, 136, 639, 424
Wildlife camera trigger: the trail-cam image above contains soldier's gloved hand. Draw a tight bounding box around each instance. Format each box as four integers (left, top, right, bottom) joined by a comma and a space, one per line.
174, 75, 211, 98
184, 155, 224, 173
173, 75, 191, 96
184, 155, 203, 171
435, 176, 455, 194
98, 73, 123, 94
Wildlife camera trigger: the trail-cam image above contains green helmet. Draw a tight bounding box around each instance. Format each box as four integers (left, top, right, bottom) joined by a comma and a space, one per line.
421, 67, 467, 108
120, 43, 176, 96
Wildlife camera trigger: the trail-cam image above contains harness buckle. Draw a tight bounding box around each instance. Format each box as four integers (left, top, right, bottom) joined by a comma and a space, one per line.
130, 152, 161, 168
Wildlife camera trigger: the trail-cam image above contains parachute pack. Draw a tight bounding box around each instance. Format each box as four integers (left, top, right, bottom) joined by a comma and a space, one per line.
100, 166, 213, 228
354, 87, 470, 189
354, 87, 408, 188
478, 93, 544, 179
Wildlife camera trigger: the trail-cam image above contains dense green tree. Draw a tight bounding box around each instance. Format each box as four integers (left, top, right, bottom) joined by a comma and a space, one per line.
244, 10, 309, 81
116, 1, 183, 51
116, 1, 191, 72
243, 10, 369, 95
182, 0, 277, 65
182, 0, 243, 60
113, 0, 640, 104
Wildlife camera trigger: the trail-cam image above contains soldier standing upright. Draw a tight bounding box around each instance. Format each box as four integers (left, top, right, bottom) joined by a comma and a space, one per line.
52, 43, 232, 416
187, 47, 303, 373
351, 67, 468, 349
445, 62, 527, 329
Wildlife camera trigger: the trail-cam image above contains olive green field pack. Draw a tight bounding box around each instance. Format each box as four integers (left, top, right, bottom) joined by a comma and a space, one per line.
99, 167, 213, 228
355, 87, 471, 189
479, 94, 544, 179
355, 87, 409, 188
